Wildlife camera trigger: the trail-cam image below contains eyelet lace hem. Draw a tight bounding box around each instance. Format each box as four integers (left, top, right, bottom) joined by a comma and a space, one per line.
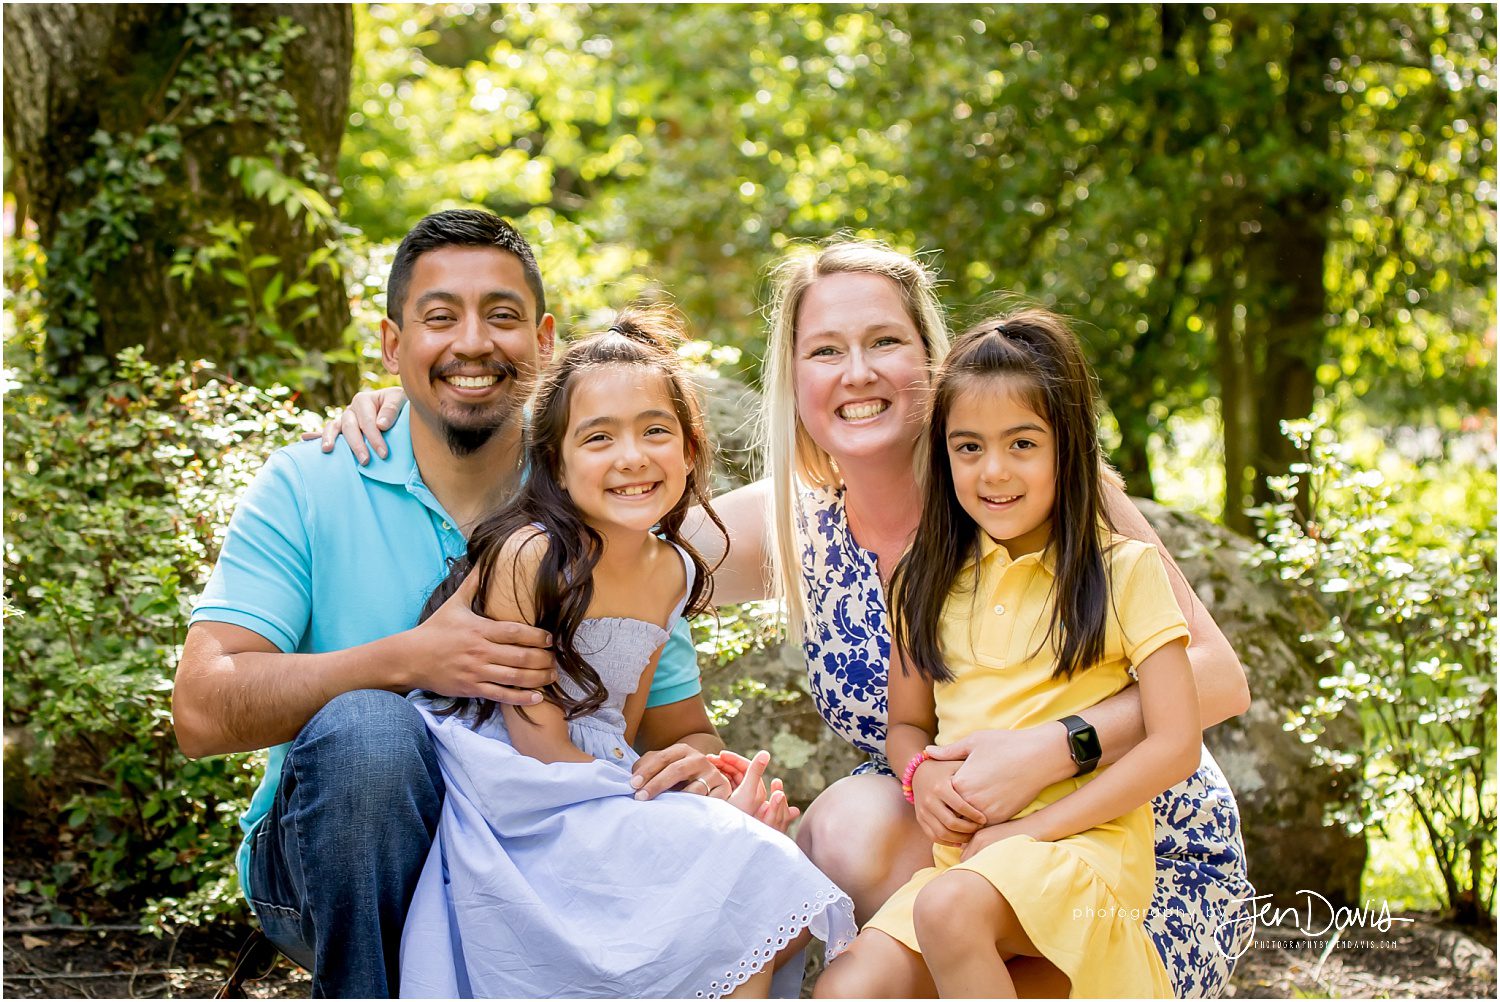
692, 886, 857, 999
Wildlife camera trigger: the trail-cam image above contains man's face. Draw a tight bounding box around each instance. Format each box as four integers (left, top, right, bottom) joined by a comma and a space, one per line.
381, 245, 555, 456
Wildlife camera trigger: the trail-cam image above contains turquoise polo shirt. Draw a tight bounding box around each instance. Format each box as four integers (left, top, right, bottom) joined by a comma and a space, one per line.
188, 406, 703, 898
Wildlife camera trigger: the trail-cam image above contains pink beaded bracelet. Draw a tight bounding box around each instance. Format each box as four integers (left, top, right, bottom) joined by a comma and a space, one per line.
900, 751, 929, 804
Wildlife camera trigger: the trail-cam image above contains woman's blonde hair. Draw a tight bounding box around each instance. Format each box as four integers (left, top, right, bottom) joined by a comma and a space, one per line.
757, 240, 950, 641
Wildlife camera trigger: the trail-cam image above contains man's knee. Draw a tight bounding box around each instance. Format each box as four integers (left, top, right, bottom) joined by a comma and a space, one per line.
290, 690, 440, 807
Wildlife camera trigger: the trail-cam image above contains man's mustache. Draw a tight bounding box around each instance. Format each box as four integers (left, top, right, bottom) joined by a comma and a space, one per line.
430, 359, 520, 382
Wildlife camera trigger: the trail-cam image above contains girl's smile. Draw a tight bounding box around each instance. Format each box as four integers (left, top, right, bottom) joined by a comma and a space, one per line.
946, 377, 1057, 558
559, 366, 690, 536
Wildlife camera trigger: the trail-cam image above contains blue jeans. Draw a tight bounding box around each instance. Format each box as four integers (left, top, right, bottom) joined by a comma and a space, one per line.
247, 690, 444, 998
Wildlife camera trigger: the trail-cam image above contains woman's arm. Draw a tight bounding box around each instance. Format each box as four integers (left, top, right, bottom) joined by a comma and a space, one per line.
312, 386, 405, 464
1104, 483, 1250, 727
961, 638, 1200, 859
683, 478, 774, 606
933, 486, 1250, 819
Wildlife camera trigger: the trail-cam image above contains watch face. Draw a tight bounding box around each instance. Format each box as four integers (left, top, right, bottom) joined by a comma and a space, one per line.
1071, 725, 1102, 763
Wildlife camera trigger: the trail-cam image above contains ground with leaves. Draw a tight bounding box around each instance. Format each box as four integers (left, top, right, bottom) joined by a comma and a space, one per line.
5, 855, 1495, 1000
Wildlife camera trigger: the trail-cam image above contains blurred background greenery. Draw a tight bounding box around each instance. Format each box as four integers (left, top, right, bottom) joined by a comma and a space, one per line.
3, 3, 1494, 935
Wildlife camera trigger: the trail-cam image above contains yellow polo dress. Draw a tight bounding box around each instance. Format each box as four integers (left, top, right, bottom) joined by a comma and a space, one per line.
865, 533, 1190, 999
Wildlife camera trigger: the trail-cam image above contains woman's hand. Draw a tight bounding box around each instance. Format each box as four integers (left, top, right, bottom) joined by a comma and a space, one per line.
911, 757, 986, 847
630, 742, 731, 801
710, 749, 801, 833
304, 386, 406, 464
924, 726, 1073, 825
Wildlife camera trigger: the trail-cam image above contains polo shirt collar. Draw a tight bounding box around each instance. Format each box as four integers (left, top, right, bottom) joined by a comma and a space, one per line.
972, 530, 1059, 577
355, 402, 419, 486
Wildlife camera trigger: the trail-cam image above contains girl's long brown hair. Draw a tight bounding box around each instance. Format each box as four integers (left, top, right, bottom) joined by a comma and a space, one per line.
888, 307, 1112, 684
419, 305, 728, 723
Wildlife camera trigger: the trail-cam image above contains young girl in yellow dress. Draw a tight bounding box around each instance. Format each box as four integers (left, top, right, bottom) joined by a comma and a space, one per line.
815, 308, 1203, 999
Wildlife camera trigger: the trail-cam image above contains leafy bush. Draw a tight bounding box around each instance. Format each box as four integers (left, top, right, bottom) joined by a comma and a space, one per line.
4, 295, 309, 923
1254, 415, 1497, 926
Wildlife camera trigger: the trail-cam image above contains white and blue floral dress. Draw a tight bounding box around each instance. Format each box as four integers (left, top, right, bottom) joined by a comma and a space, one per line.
796, 484, 1255, 997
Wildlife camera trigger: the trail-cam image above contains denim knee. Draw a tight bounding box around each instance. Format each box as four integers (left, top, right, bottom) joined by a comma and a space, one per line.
290, 689, 442, 816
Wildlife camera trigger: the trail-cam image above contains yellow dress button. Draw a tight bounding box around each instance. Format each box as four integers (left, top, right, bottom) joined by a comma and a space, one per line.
993, 604, 1006, 615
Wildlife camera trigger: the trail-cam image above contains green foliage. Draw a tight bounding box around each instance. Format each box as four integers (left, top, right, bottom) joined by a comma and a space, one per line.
40, 4, 345, 394
4, 256, 311, 923
168, 218, 338, 387
341, 4, 1495, 511
1254, 415, 1497, 924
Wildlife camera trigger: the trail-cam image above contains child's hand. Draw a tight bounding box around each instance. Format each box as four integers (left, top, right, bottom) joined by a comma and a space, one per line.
912, 757, 986, 846
958, 815, 1050, 863
925, 726, 1072, 825
709, 750, 802, 833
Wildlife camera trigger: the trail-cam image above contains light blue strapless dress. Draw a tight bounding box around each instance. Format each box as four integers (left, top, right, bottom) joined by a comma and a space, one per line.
399, 550, 855, 998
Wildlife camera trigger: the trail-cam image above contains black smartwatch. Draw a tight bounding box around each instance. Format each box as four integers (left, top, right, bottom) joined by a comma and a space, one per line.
1061, 714, 1102, 776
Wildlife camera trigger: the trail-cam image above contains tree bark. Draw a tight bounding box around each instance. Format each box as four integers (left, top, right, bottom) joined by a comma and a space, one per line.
1238, 9, 1342, 522
4, 4, 355, 399
1214, 248, 1256, 536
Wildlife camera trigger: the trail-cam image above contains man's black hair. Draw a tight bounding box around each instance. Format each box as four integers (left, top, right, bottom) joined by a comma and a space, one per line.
386, 209, 547, 324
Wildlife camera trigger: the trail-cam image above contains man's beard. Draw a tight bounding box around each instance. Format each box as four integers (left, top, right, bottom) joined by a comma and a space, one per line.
432, 359, 524, 457
442, 405, 513, 457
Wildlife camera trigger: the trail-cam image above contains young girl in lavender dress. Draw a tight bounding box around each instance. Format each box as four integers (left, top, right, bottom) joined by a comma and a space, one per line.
398, 309, 854, 999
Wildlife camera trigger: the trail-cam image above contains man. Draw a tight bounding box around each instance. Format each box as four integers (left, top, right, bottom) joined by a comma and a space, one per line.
173, 210, 718, 997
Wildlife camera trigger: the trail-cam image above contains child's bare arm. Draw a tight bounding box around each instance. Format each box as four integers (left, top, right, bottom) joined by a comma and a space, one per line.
486, 531, 594, 765
888, 650, 985, 844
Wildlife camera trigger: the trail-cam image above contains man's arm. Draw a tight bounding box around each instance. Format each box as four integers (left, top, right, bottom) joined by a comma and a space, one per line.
172, 448, 554, 760
173, 622, 413, 758
173, 570, 555, 759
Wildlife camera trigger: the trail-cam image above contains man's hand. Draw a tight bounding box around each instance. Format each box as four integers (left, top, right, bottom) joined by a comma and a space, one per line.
630, 743, 730, 801
405, 572, 556, 703
711, 749, 801, 833
925, 726, 1071, 825
911, 756, 986, 846
304, 386, 406, 465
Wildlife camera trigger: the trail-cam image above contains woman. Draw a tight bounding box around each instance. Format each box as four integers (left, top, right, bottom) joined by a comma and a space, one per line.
324, 241, 1254, 996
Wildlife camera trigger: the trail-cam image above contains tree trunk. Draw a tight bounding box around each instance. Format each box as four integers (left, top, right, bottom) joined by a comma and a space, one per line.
3, 4, 355, 400
1214, 251, 1256, 536
1239, 10, 1341, 521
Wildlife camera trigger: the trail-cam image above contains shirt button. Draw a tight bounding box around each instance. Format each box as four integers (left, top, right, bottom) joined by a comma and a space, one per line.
993, 604, 1006, 615
612, 747, 625, 759
441, 520, 452, 531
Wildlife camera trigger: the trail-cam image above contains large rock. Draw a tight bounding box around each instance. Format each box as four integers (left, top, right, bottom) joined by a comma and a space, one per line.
1134, 499, 1366, 905
701, 494, 1367, 906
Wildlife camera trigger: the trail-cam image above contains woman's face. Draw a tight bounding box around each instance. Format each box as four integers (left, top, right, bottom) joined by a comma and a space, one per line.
792, 272, 929, 469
